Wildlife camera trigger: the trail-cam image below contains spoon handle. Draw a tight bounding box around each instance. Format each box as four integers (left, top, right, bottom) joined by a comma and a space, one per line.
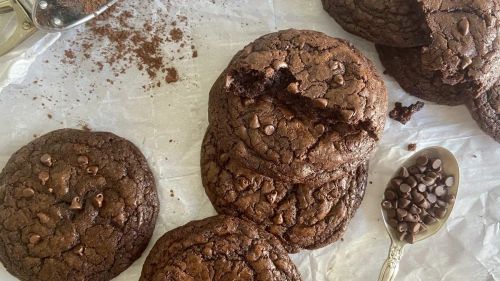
378, 241, 405, 281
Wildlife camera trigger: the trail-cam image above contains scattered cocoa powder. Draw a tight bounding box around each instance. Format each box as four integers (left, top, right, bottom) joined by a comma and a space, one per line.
61, 1, 198, 90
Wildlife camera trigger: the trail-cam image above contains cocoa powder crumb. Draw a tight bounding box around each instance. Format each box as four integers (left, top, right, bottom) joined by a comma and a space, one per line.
165, 68, 179, 83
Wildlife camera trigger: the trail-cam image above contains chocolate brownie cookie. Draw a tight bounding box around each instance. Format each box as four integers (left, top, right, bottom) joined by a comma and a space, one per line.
139, 215, 302, 281
321, 0, 429, 47
467, 80, 500, 142
0, 129, 159, 281
209, 29, 387, 184
201, 129, 367, 253
420, 0, 500, 96
376, 45, 468, 105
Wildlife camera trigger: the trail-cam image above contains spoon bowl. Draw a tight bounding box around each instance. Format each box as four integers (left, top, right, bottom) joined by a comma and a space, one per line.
33, 0, 118, 31
378, 146, 459, 281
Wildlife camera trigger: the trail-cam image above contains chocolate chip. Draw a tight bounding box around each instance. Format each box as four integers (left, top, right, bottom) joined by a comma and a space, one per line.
404, 213, 418, 223
273, 213, 284, 225
399, 184, 411, 194
40, 154, 52, 167
70, 197, 82, 210
333, 74, 344, 86
417, 184, 427, 193
385, 190, 397, 200
422, 176, 436, 186
86, 166, 99, 175
436, 200, 447, 207
74, 245, 85, 256
445, 194, 456, 204
266, 191, 278, 204
435, 207, 447, 219
38, 171, 50, 185
77, 155, 89, 166
418, 200, 430, 210
21, 188, 35, 198
287, 82, 300, 94
29, 234, 41, 245
313, 98, 328, 108
435, 185, 446, 197
93, 194, 104, 208
412, 192, 425, 204
445, 176, 454, 187
397, 222, 408, 233
390, 178, 403, 189
37, 213, 50, 224
264, 125, 275, 136
457, 18, 470, 36
416, 156, 428, 166
431, 159, 442, 170
249, 114, 261, 129
418, 165, 427, 173
408, 166, 420, 175
399, 167, 409, 178
427, 193, 437, 204
399, 232, 407, 242
461, 56, 472, 70
406, 176, 417, 188
409, 222, 421, 233
406, 233, 415, 244
409, 205, 421, 215
272, 60, 287, 70
398, 198, 411, 209
387, 209, 396, 218
382, 200, 392, 209
423, 215, 436, 225
396, 208, 408, 220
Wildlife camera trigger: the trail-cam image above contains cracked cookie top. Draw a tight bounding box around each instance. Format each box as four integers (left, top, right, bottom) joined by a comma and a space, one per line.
420, 0, 500, 95
0, 129, 159, 281
139, 215, 302, 281
201, 129, 367, 253
209, 29, 387, 184
322, 0, 430, 47
467, 79, 500, 142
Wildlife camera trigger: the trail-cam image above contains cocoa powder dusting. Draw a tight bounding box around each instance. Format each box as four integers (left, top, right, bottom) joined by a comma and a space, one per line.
62, 1, 198, 90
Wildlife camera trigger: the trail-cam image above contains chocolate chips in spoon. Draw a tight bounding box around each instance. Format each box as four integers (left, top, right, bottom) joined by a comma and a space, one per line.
382, 155, 455, 243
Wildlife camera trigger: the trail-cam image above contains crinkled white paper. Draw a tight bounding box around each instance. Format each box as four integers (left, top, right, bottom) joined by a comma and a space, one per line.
0, 1, 499, 280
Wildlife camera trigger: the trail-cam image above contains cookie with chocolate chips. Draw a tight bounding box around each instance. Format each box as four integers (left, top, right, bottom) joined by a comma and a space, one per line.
377, 0, 500, 105
201, 129, 367, 253
139, 215, 302, 281
0, 129, 159, 281
467, 80, 500, 142
321, 0, 429, 47
209, 29, 387, 184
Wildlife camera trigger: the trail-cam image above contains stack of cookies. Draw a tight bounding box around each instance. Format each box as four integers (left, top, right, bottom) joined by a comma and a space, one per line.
322, 0, 500, 142
202, 29, 388, 252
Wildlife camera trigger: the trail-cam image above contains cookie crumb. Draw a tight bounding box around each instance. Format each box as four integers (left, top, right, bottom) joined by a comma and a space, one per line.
407, 143, 417, 151
389, 101, 424, 124
47, 114, 52, 119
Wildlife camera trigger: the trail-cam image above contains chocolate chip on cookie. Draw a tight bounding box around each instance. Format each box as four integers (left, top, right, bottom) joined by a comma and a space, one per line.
201, 129, 367, 253
209, 29, 387, 184
0, 129, 159, 281
139, 215, 302, 281
321, 0, 430, 47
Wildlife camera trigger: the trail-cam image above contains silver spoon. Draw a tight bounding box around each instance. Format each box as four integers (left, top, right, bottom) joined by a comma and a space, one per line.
0, 0, 117, 56
378, 146, 460, 281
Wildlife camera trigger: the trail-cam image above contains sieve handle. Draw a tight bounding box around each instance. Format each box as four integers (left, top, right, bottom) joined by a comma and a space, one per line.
0, 0, 13, 14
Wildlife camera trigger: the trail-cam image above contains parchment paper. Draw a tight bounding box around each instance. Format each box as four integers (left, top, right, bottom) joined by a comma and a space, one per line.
0, 0, 498, 280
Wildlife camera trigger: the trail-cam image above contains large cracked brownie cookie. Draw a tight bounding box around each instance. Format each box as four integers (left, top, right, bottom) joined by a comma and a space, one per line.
420, 0, 500, 96
139, 215, 302, 281
0, 129, 159, 281
321, 0, 429, 47
201, 129, 367, 253
377, 0, 500, 105
467, 80, 500, 142
376, 45, 467, 105
209, 29, 387, 184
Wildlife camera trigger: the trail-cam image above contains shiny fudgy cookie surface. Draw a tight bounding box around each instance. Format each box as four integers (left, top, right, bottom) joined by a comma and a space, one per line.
0, 129, 159, 281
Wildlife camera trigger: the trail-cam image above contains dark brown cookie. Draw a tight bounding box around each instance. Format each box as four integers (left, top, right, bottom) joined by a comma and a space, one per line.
209, 29, 387, 184
201, 129, 367, 253
420, 0, 500, 96
376, 45, 468, 105
321, 0, 429, 47
139, 215, 302, 281
467, 80, 500, 142
0, 129, 159, 281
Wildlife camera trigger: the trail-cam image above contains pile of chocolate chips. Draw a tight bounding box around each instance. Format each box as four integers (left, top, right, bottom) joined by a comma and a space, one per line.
382, 155, 455, 243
